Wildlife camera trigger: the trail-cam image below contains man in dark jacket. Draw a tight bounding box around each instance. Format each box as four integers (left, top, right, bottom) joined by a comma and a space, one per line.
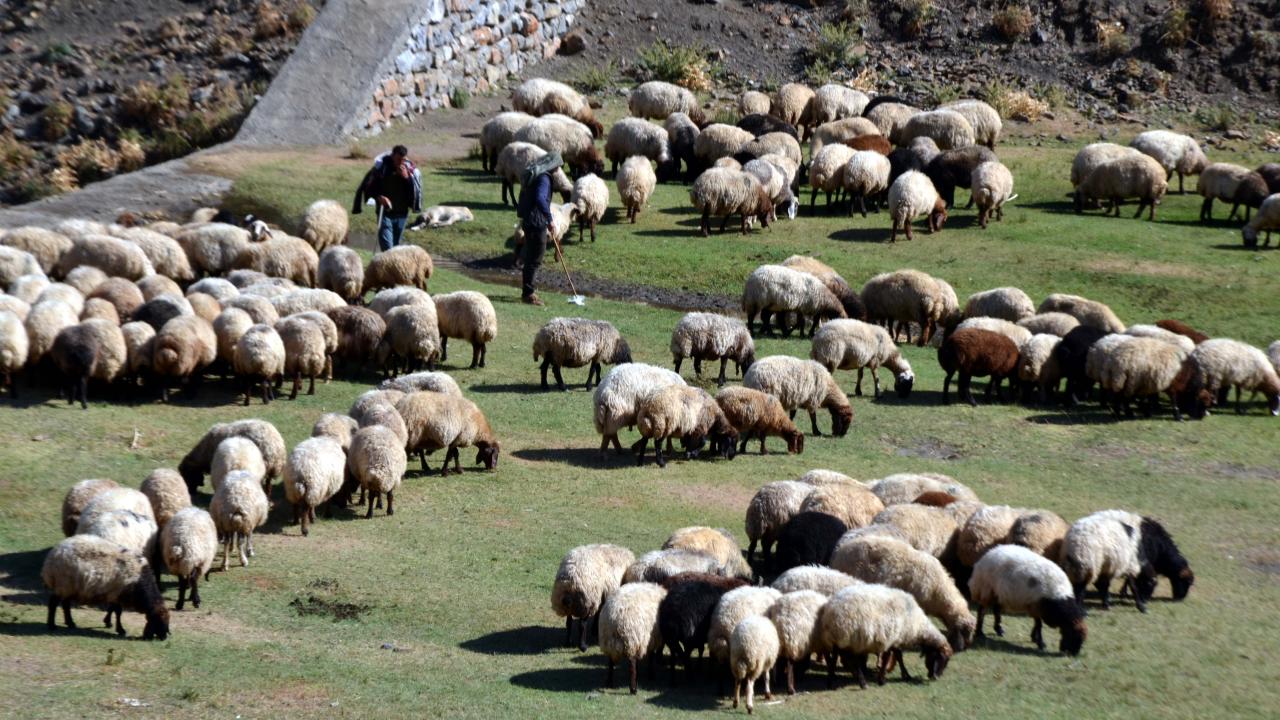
515, 152, 561, 306
352, 145, 423, 252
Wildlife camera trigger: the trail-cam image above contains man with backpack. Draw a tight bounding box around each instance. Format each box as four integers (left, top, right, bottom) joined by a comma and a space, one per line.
352, 145, 422, 252
514, 152, 562, 306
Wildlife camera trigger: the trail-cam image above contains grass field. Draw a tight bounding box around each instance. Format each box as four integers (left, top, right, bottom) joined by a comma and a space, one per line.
3, 110, 1280, 719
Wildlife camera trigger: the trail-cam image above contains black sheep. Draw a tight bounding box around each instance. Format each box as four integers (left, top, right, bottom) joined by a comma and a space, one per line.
1053, 326, 1111, 404
130, 296, 189, 331
737, 113, 798, 139
772, 511, 849, 573
925, 145, 998, 208
657, 572, 749, 684
1133, 518, 1194, 609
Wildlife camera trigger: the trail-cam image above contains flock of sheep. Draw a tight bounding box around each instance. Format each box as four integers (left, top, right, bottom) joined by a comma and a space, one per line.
551, 469, 1192, 710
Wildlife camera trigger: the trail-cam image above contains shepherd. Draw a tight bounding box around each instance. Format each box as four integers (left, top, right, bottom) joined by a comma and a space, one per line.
353, 144, 423, 252
514, 151, 563, 306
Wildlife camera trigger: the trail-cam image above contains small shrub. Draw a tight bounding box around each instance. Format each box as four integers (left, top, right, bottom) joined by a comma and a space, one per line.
41, 101, 74, 141
680, 63, 712, 93
1196, 102, 1239, 132
806, 58, 835, 86
1095, 21, 1131, 60
1034, 81, 1067, 109
450, 86, 471, 109
0, 134, 35, 183
574, 61, 616, 94
992, 5, 1034, 41
58, 139, 121, 183
47, 167, 79, 194
928, 82, 963, 106
842, 0, 869, 22
117, 137, 147, 172
346, 144, 370, 160
848, 66, 880, 93
1161, 3, 1192, 47
1200, 0, 1232, 24
1003, 91, 1050, 121
253, 1, 289, 39
813, 22, 863, 69
120, 76, 191, 130
287, 2, 317, 32
637, 41, 710, 89
894, 0, 935, 39
43, 42, 74, 62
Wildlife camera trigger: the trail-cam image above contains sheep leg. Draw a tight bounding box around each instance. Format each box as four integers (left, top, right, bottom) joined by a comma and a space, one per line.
808, 410, 822, 436
693, 357, 702, 376
577, 363, 588, 390
809, 186, 818, 214
307, 374, 315, 396
904, 220, 914, 242
190, 571, 202, 608
60, 599, 75, 629
103, 607, 113, 628
875, 651, 891, 685
243, 378, 252, 406
993, 603, 1004, 636
1096, 576, 1112, 608
1133, 200, 1147, 219
859, 195, 869, 218
1235, 385, 1244, 414
46, 596, 58, 629
758, 433, 768, 455
854, 653, 869, 690
747, 675, 757, 713
469, 342, 481, 369
732, 678, 741, 709
895, 648, 912, 681
1228, 202, 1240, 221
700, 209, 711, 237
556, 363, 570, 390
300, 504, 311, 536
825, 653, 837, 689
440, 336, 448, 363
871, 367, 882, 398
673, 356, 683, 375
890, 218, 899, 243
1177, 172, 1184, 194
366, 490, 376, 519
239, 532, 250, 567
960, 374, 977, 407
654, 440, 667, 468
113, 606, 125, 636
942, 372, 953, 404
1199, 197, 1213, 221
539, 358, 551, 389
855, 368, 864, 396
975, 605, 986, 640
785, 659, 796, 695
77, 376, 88, 409
631, 437, 648, 465
176, 575, 188, 610
1031, 619, 1045, 650
717, 358, 728, 386
289, 371, 300, 400
777, 312, 791, 338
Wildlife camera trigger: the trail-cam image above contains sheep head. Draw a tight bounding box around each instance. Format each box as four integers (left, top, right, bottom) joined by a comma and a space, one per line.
924, 637, 953, 678
928, 197, 948, 233
475, 441, 500, 471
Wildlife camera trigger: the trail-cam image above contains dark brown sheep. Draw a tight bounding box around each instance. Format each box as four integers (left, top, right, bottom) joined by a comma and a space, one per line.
841, 134, 893, 156
1155, 319, 1209, 346
925, 145, 997, 208
1258, 163, 1280, 194
326, 306, 387, 376
937, 328, 1019, 406
737, 113, 798, 138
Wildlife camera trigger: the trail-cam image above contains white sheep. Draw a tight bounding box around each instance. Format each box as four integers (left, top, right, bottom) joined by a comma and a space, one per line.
0, 225, 71, 273
1186, 337, 1280, 415
591, 363, 685, 454
76, 487, 158, 558
745, 481, 813, 563
766, 590, 827, 695
1060, 510, 1194, 611
957, 316, 1033, 347
964, 287, 1035, 322
771, 83, 815, 132
209, 469, 269, 570
815, 584, 952, 688
551, 543, 635, 650
971, 161, 1014, 228
742, 355, 853, 437
211, 436, 267, 493
770, 565, 860, 596
1019, 333, 1064, 402
739, 90, 772, 116
533, 317, 631, 390
866, 472, 978, 505
1242, 193, 1280, 247
866, 101, 919, 143
493, 141, 575, 206
599, 581, 667, 693
690, 167, 774, 236
0, 309, 28, 396
139, 467, 191, 530
807, 143, 856, 212
42, 534, 169, 639
161, 506, 217, 609
396, 391, 500, 474
888, 171, 947, 242
1131, 130, 1208, 194
569, 173, 609, 243
317, 246, 364, 303
283, 436, 347, 536
842, 150, 892, 217
1018, 312, 1080, 337
513, 113, 604, 176
941, 99, 1002, 148
628, 81, 705, 123
741, 265, 846, 338
604, 117, 670, 173
347, 425, 408, 518
617, 156, 657, 223
669, 312, 755, 385
810, 319, 914, 399
731, 616, 780, 714
511, 77, 603, 137
1038, 293, 1125, 333
479, 111, 536, 172
430, 290, 497, 369
810, 84, 870, 125
900, 109, 975, 150
709, 586, 782, 671
1076, 153, 1168, 220
380, 303, 442, 375
743, 158, 795, 222
968, 544, 1087, 654
233, 323, 286, 405
694, 124, 756, 165
807, 117, 880, 158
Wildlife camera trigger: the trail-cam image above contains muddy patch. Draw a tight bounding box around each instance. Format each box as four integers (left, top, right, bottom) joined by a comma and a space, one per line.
289, 578, 371, 621
895, 438, 964, 461
1242, 547, 1280, 577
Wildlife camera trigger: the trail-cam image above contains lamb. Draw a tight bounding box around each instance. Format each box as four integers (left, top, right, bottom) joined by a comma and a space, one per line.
811, 319, 914, 399
551, 543, 635, 650
479, 111, 536, 172
1038, 293, 1125, 333
210, 436, 267, 493
938, 328, 1020, 405
831, 534, 977, 651
800, 480, 885, 531
629, 80, 706, 124
941, 99, 1002, 148
771, 83, 815, 134
209, 469, 269, 569
316, 246, 364, 303
968, 544, 1087, 655
867, 473, 978, 506
663, 527, 752, 581
924, 144, 997, 208
1061, 510, 1194, 611
815, 584, 952, 688
807, 143, 856, 212
865, 101, 919, 144
532, 317, 631, 391
0, 310, 28, 395
971, 161, 1014, 228
1075, 152, 1169, 220
729, 616, 780, 715
511, 78, 603, 137
716, 386, 805, 457
766, 590, 827, 695
900, 109, 976, 150
54, 235, 154, 281
50, 319, 126, 407
513, 114, 605, 176
1094, 335, 1194, 418
599, 581, 667, 693
1242, 193, 1280, 247
633, 385, 738, 466
604, 118, 670, 174
841, 150, 892, 217
1131, 130, 1208, 193
657, 573, 750, 682
42, 535, 169, 639
614, 156, 657, 225
299, 199, 348, 252
741, 265, 846, 338
150, 315, 216, 402
1018, 312, 1080, 337
379, 303, 442, 375
347, 425, 408, 518
591, 363, 685, 453
1184, 338, 1280, 416
708, 586, 783, 675
669, 312, 754, 385
888, 171, 947, 242
569, 174, 609, 243
694, 124, 757, 166
60, 478, 120, 536
494, 141, 575, 206
771, 565, 860, 596
773, 511, 849, 572
396, 391, 500, 474
743, 481, 813, 563
808, 117, 879, 158
364, 245, 433, 293
1, 226, 72, 273
283, 436, 346, 536
178, 419, 285, 495
160, 507, 217, 609
743, 355, 853, 437
139, 468, 191, 530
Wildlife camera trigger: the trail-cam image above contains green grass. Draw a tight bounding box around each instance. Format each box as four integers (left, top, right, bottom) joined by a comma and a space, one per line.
4, 110, 1280, 717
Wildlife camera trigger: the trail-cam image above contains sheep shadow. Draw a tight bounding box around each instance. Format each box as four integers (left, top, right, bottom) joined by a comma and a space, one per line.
0, 621, 154, 640
1210, 243, 1271, 252
828, 227, 891, 243
458, 625, 565, 655
468, 382, 562, 394
971, 635, 1058, 657
1022, 411, 1134, 426
511, 447, 625, 470
0, 548, 50, 606
1020, 199, 1079, 215
434, 166, 492, 184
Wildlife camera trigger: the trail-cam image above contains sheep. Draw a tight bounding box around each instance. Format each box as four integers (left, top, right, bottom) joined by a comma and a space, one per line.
739, 90, 772, 117
210, 436, 267, 493
604, 118, 670, 173
1075, 152, 1168, 220
178, 419, 285, 495
316, 246, 364, 303
633, 386, 738, 467
968, 544, 1087, 655
0, 294, 30, 323
741, 265, 846, 338
50, 319, 126, 407
325, 305, 385, 373
270, 288, 345, 317
771, 83, 815, 133
743, 355, 853, 437
1037, 294, 1125, 335
86, 277, 143, 321
139, 468, 190, 531
135, 275, 181, 302
956, 504, 1034, 568
924, 144, 997, 209
25, 299, 81, 366
861, 269, 955, 348
494, 141, 576, 206
54, 235, 154, 281
530, 317, 629, 391
428, 290, 497, 369
0, 247, 42, 293
737, 114, 797, 142
233, 234, 319, 287
347, 425, 407, 519
900, 109, 976, 150
840, 134, 894, 157
1018, 312, 1080, 337
160, 507, 217, 609
1018, 333, 1064, 402
283, 436, 346, 536
132, 294, 193, 331
275, 315, 327, 399
364, 245, 433, 293
511, 78, 603, 138
625, 548, 727, 585
694, 124, 757, 167
964, 287, 1035, 324
368, 286, 431, 320
807, 143, 856, 212
815, 584, 951, 688
629, 80, 705, 124
1094, 336, 1194, 418
61, 478, 120, 536
715, 386, 805, 458
841, 150, 892, 217
186, 292, 222, 324
773, 511, 849, 573
567, 173, 609, 244
1, 226, 72, 273
766, 590, 827, 695
742, 159, 795, 222
299, 199, 348, 252
218, 313, 265, 395
809, 117, 880, 159
75, 490, 158, 562
797, 469, 859, 486
609, 156, 657, 226
771, 565, 860, 596
831, 534, 977, 651
729, 616, 780, 715
742, 132, 803, 168
1185, 338, 1280, 416
150, 315, 216, 402
663, 111, 701, 180
1131, 130, 1207, 193
115, 226, 195, 282
9, 273, 47, 305
1008, 510, 1071, 560
709, 586, 783, 680
599, 581, 668, 693
42, 535, 169, 639
551, 543, 635, 650
1072, 143, 1143, 200
800, 480, 885, 532
956, 316, 1033, 348
1054, 325, 1113, 402
971, 161, 1014, 228
938, 328, 1020, 405
663, 527, 752, 581
941, 100, 1002, 148
743, 481, 813, 563
79, 297, 120, 325
396, 391, 500, 475
38, 281, 87, 315
810, 84, 869, 125
810, 319, 914, 399
657, 573, 750, 682
479, 111, 536, 172
0, 309, 28, 396
222, 294, 279, 327
1242, 193, 1280, 247
888, 171, 947, 242
513, 114, 605, 176
378, 370, 460, 396
867, 473, 978, 506
669, 312, 754, 385
379, 302, 441, 375
591, 363, 685, 453
1061, 510, 1194, 611
186, 278, 238, 305
865, 101, 919, 144
209, 469, 270, 569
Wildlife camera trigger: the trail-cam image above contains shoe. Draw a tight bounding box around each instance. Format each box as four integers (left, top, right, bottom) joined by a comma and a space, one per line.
521, 294, 544, 306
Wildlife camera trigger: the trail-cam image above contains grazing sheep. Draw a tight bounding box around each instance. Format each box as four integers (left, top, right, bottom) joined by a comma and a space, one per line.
132, 294, 193, 331
766, 590, 827, 695
431, 291, 497, 369
368, 286, 431, 319
1197, 163, 1271, 221
347, 425, 408, 518
615, 155, 658, 224
0, 309, 28, 396
600, 581, 668, 693
1008, 510, 1071, 560
742, 132, 803, 168
552, 543, 635, 650
38, 282, 87, 315
568, 173, 609, 243
511, 78, 603, 137
956, 504, 1033, 568
730, 615, 780, 715
1018, 312, 1080, 337
75, 489, 157, 562
379, 303, 442, 375
811, 319, 914, 399
695, 124, 757, 166
9, 274, 47, 305
709, 586, 783, 675
691, 167, 774, 236
533, 317, 631, 391
494, 141, 575, 205
939, 328, 1020, 405
605, 118, 670, 173
326, 305, 385, 373
1061, 510, 1194, 611
965, 287, 1035, 323
1131, 130, 1207, 193
629, 80, 706, 123
134, 275, 181, 302
396, 391, 500, 474
232, 323, 285, 405
663, 111, 700, 180
161, 507, 217, 609
283, 437, 346, 536
1038, 293, 1125, 333
209, 469, 269, 569
771, 566, 860, 596
831, 535, 977, 651
364, 246, 433, 293
232, 234, 319, 287
179, 419, 285, 495
115, 227, 194, 282
901, 109, 975, 150
971, 161, 1014, 228
800, 480, 884, 531
742, 158, 795, 222
924, 145, 997, 209
317, 246, 364, 303
1, 226, 71, 273
150, 315, 216, 402
867, 473, 978, 506
780, 255, 866, 321
1071, 143, 1144, 201
591, 363, 685, 453
1075, 153, 1169, 220
956, 316, 1033, 347
140, 468, 190, 530
663, 527, 752, 581
210, 436, 267, 494
479, 111, 536, 172
175, 224, 252, 278
771, 83, 815, 133
797, 469, 859, 486
742, 265, 846, 338
42, 534, 169, 639
888, 171, 947, 242
85, 278, 143, 321
513, 114, 605, 176
841, 150, 892, 217
223, 294, 279, 326
810, 84, 870, 126
716, 386, 805, 456
738, 113, 798, 141
1185, 338, 1280, 416
744, 481, 813, 563
658, 573, 750, 682
942, 99, 1002, 148
270, 288, 345, 317
59, 266, 107, 297
670, 312, 754, 385
809, 117, 880, 158
1094, 335, 1194, 418
51, 319, 126, 408
860, 269, 955, 347
80, 297, 120, 325
871, 503, 961, 565
60, 478, 120, 537
378, 370, 460, 396
1019, 333, 1064, 402
815, 584, 951, 688
625, 548, 725, 584
276, 315, 328, 398
773, 511, 849, 572
866, 101, 920, 144
26, 299, 81, 366
633, 386, 738, 466
969, 544, 1087, 655
186, 292, 221, 323
1242, 193, 1280, 247
743, 355, 853, 437
54, 235, 154, 281
299, 199, 348, 252
807, 143, 856, 212
1054, 325, 1112, 403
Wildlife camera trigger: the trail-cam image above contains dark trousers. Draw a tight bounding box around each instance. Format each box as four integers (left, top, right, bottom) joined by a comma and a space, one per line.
378, 213, 408, 251
521, 226, 548, 298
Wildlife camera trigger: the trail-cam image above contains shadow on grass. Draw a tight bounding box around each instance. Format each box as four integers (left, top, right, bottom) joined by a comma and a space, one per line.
434, 166, 492, 183
972, 635, 1056, 657
508, 663, 725, 710
1022, 411, 1125, 426
468, 382, 561, 394
1020, 199, 1079, 215
0, 621, 155, 640
512, 447, 626, 469
0, 548, 50, 606
828, 226, 890, 243
458, 624, 564, 655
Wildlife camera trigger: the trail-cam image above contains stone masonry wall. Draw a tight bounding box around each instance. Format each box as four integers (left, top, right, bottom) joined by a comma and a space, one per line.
363, 0, 584, 133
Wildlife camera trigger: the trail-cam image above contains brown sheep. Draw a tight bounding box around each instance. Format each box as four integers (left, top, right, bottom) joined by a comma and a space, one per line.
715, 386, 805, 455
938, 328, 1019, 406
